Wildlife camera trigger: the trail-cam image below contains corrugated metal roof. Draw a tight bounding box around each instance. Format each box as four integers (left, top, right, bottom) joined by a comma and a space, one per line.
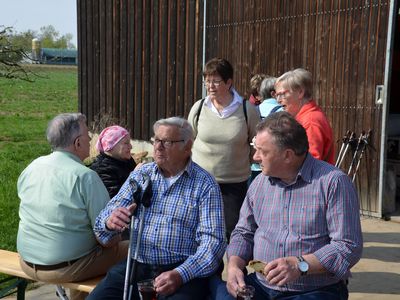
41, 48, 77, 58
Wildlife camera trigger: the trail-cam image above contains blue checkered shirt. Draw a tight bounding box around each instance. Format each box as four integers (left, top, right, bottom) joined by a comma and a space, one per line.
94, 159, 226, 283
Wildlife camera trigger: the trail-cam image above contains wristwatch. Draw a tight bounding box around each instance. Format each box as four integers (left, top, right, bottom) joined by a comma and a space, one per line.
297, 256, 309, 276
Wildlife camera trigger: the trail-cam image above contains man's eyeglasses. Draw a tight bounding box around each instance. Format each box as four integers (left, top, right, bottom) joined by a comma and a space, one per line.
203, 79, 224, 87
275, 90, 290, 101
151, 138, 185, 148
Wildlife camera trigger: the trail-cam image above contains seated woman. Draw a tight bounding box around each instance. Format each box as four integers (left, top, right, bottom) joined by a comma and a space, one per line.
90, 125, 137, 198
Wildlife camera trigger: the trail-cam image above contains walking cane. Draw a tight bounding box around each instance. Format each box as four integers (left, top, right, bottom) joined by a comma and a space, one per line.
123, 173, 152, 300
123, 178, 141, 300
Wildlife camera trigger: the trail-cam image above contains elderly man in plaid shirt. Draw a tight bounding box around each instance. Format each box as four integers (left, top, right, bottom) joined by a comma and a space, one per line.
88, 116, 226, 300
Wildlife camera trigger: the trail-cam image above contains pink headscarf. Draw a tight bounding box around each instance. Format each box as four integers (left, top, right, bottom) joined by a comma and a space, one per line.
96, 125, 129, 153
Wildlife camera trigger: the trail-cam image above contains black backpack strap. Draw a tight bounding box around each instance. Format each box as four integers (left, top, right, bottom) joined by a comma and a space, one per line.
242, 99, 248, 125
269, 105, 282, 114
195, 98, 206, 127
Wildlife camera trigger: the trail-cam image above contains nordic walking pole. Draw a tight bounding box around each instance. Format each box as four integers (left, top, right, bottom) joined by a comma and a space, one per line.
335, 131, 347, 167
348, 132, 364, 176
335, 130, 351, 167
352, 130, 371, 182
337, 131, 355, 169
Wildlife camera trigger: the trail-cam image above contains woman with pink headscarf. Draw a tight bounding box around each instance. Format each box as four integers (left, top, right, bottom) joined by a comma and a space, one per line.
90, 125, 137, 198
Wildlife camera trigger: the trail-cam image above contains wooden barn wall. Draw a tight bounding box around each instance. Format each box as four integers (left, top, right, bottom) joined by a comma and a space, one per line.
205, 0, 389, 214
78, 0, 390, 213
78, 0, 204, 140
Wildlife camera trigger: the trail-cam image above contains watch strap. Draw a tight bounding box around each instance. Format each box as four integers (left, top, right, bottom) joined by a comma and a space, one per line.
297, 256, 308, 276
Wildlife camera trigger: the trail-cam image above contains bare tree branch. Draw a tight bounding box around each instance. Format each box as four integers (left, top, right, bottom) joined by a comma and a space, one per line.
0, 26, 36, 81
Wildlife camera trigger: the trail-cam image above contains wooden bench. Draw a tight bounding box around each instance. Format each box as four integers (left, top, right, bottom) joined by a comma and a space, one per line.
0, 249, 102, 299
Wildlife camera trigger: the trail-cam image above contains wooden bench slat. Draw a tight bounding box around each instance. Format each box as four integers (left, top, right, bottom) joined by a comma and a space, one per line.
0, 250, 31, 280
0, 249, 101, 293
62, 277, 102, 293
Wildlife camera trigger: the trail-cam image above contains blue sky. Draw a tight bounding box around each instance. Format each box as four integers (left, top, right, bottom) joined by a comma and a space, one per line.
0, 0, 77, 47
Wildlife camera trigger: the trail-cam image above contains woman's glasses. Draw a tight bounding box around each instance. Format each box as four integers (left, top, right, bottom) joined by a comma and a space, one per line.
203, 79, 224, 87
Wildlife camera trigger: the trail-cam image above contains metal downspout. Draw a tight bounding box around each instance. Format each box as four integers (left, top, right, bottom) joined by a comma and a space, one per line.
378, 0, 397, 217
202, 0, 207, 98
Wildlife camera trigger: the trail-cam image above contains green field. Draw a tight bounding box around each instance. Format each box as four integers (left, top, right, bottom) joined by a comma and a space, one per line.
0, 65, 78, 250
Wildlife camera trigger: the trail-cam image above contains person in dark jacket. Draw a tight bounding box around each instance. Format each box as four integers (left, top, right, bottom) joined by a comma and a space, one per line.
90, 125, 137, 198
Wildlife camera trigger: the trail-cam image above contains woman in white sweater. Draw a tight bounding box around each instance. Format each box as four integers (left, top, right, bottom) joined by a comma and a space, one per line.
188, 58, 260, 241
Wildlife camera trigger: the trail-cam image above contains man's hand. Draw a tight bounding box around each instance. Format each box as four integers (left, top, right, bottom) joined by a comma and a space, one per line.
225, 256, 247, 297
154, 270, 182, 296
105, 204, 136, 231
263, 256, 300, 286
226, 265, 246, 297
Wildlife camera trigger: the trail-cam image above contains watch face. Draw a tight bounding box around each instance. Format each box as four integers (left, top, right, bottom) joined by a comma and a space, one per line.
299, 261, 309, 272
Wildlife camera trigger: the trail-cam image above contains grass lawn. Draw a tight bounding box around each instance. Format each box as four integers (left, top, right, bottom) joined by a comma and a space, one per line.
0, 65, 78, 251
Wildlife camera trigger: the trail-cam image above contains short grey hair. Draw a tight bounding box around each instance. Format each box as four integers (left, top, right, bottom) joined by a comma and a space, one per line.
46, 113, 87, 150
276, 68, 313, 100
256, 111, 309, 156
259, 76, 277, 99
153, 117, 194, 145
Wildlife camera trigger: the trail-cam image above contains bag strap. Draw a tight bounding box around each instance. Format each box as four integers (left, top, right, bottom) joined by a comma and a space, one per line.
242, 99, 248, 125
269, 105, 282, 114
195, 98, 206, 127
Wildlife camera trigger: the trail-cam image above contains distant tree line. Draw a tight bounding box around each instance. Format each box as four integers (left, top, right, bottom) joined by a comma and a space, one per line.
7, 25, 76, 51
0, 25, 75, 80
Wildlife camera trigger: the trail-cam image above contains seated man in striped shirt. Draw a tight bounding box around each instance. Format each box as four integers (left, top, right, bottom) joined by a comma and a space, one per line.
88, 117, 226, 300
220, 111, 363, 300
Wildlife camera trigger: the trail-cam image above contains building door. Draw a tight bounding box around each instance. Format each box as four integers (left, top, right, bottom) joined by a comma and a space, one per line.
384, 0, 400, 219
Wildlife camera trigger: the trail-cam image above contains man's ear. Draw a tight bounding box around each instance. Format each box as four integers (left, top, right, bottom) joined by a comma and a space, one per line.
184, 139, 193, 151
74, 137, 81, 148
283, 149, 295, 162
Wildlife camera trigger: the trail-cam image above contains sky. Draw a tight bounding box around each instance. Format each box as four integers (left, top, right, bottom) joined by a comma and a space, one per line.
0, 0, 77, 47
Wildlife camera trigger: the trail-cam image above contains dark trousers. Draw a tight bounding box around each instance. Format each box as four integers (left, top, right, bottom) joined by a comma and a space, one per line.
246, 273, 349, 300
212, 272, 349, 300
219, 181, 248, 242
86, 260, 209, 300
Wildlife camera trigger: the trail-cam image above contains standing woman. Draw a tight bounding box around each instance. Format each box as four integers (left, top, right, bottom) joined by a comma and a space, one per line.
188, 58, 260, 240
275, 68, 334, 164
